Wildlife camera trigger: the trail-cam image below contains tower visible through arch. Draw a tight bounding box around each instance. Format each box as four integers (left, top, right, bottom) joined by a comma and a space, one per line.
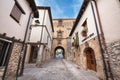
52, 19, 75, 59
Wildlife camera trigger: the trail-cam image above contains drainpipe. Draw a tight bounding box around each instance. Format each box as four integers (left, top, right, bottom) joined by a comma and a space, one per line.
93, 1, 114, 80
90, 1, 108, 80
16, 12, 33, 79
20, 12, 33, 75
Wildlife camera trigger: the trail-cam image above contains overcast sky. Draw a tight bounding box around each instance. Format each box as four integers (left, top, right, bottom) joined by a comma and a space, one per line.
35, 0, 83, 19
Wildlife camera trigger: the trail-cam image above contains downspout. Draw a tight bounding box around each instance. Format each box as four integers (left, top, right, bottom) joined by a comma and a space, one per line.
93, 1, 114, 80
20, 12, 33, 75
16, 12, 33, 79
90, 1, 108, 80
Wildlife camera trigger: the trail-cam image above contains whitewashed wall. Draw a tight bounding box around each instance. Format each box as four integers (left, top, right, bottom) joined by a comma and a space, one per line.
30, 8, 53, 51
44, 10, 53, 39
0, 0, 32, 41
30, 9, 52, 44
97, 0, 120, 43
30, 26, 42, 42
71, 2, 99, 45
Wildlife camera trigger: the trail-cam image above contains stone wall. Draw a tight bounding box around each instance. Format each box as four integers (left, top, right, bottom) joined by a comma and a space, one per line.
70, 36, 105, 79
107, 40, 120, 80
52, 19, 75, 59
5, 42, 22, 80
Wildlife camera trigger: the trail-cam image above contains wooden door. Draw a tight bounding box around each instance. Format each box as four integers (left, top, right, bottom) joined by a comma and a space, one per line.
86, 49, 96, 71
29, 46, 38, 63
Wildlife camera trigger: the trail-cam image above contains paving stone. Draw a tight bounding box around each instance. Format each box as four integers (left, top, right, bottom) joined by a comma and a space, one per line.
18, 59, 99, 80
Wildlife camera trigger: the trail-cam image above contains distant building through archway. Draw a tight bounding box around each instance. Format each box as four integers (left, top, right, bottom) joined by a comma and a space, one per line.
54, 46, 65, 59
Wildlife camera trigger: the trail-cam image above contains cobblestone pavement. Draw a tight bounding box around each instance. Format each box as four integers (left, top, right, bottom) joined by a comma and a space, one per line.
18, 59, 99, 80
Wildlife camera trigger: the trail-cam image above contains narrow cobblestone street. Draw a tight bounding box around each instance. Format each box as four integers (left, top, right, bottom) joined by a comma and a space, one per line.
18, 59, 100, 80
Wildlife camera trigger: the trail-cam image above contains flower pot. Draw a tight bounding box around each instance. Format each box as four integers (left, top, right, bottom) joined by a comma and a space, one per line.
81, 30, 87, 37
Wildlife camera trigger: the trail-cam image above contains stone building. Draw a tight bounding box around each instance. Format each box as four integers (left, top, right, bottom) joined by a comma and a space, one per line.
69, 0, 120, 80
52, 19, 75, 59
0, 0, 38, 80
25, 6, 54, 67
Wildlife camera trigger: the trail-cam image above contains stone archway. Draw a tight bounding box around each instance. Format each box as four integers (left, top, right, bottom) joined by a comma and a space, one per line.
54, 46, 65, 59
84, 47, 97, 71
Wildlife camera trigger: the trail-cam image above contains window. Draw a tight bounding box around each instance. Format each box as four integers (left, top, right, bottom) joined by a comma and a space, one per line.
10, 1, 25, 23
58, 19, 63, 26
0, 40, 11, 66
81, 20, 88, 37
57, 30, 62, 38
58, 40, 61, 44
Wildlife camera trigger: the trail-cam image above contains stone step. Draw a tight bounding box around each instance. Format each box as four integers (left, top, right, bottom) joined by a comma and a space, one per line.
24, 64, 36, 68
0, 67, 5, 77
0, 71, 4, 77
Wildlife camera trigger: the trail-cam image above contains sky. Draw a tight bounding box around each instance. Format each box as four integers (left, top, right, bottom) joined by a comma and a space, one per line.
35, 0, 83, 19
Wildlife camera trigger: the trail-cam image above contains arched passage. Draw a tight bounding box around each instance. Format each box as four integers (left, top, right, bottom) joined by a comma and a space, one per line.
54, 46, 65, 59
84, 47, 97, 71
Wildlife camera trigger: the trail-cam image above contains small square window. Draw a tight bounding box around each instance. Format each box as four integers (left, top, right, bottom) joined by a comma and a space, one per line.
57, 31, 62, 38
10, 1, 25, 23
58, 40, 61, 44
58, 19, 63, 26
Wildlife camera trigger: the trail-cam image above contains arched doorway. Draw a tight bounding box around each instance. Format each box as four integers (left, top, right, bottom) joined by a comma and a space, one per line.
84, 47, 97, 71
54, 46, 65, 59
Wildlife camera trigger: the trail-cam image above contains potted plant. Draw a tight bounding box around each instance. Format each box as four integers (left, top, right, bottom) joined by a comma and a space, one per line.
81, 29, 87, 37
74, 39, 79, 48
72, 42, 75, 47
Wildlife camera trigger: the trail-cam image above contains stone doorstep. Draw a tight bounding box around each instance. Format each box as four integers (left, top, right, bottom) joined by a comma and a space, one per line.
0, 72, 3, 80
24, 64, 36, 68
0, 67, 5, 77
0, 66, 5, 70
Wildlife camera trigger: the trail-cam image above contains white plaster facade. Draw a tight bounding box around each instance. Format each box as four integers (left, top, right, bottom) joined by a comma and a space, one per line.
70, 0, 120, 79
71, 2, 99, 45
71, 0, 120, 44
25, 7, 54, 65
0, 0, 38, 79
0, 0, 33, 41
96, 0, 120, 43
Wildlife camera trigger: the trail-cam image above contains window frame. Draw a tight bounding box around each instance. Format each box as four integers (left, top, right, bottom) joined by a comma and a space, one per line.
57, 31, 62, 38
10, 1, 25, 23
58, 40, 61, 44
58, 19, 63, 26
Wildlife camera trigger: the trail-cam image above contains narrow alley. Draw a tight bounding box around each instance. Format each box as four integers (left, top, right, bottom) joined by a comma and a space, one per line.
0, 0, 120, 80
18, 59, 99, 80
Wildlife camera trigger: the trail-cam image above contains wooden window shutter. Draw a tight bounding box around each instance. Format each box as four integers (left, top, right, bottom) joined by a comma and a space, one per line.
10, 4, 22, 23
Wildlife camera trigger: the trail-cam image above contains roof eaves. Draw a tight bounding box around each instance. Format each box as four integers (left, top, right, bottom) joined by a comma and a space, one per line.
27, 0, 37, 12
37, 6, 54, 32
69, 0, 90, 36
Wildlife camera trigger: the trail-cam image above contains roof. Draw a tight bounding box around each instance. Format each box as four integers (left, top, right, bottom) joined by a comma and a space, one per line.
37, 6, 54, 32
69, 0, 90, 36
27, 0, 39, 18
27, 0, 37, 11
